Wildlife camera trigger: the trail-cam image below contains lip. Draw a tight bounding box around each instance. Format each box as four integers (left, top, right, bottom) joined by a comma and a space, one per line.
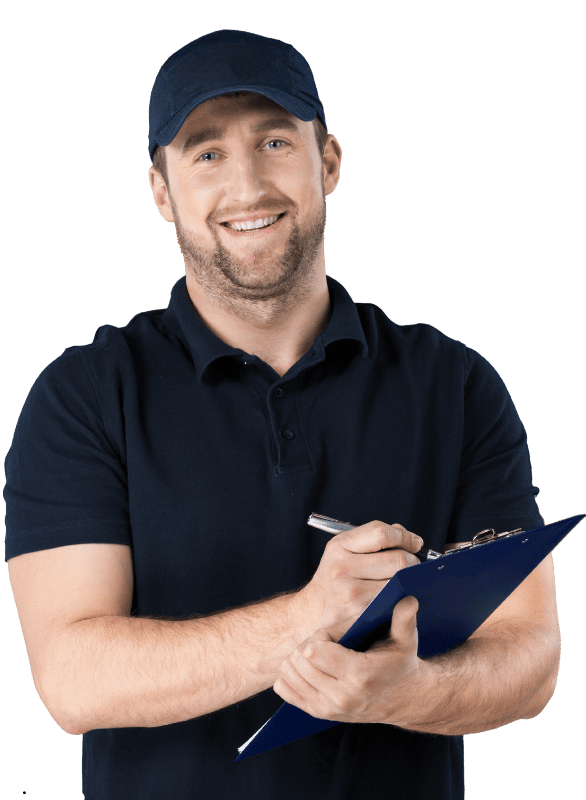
220, 213, 286, 237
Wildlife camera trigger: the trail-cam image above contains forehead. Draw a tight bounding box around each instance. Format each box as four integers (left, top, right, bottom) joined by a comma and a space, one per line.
169, 92, 310, 157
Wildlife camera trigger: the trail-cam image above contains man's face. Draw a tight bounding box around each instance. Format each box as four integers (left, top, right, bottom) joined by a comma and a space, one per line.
149, 92, 338, 303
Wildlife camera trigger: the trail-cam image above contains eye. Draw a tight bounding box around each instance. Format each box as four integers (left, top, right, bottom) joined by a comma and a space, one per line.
196, 139, 287, 162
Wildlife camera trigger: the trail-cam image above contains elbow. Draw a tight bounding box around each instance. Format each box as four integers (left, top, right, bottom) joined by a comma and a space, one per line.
538, 679, 558, 715
40, 694, 88, 735
46, 698, 89, 736
48, 710, 86, 735
34, 625, 101, 736
524, 674, 558, 719
61, 727, 87, 736
34, 678, 70, 734
37, 673, 91, 736
54, 699, 90, 735
56, 705, 93, 736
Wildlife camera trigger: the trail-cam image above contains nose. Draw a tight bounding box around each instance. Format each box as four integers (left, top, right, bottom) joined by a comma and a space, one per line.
223, 150, 272, 206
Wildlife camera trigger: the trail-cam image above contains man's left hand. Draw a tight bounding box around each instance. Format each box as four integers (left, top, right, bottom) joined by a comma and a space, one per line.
273, 595, 424, 724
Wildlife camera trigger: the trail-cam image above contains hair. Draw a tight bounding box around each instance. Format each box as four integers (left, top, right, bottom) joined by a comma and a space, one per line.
152, 91, 329, 189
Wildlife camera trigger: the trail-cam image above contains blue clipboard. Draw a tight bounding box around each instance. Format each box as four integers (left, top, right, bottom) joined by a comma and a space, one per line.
235, 513, 584, 761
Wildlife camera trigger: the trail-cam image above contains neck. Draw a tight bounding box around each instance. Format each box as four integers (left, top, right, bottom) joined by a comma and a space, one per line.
185, 269, 331, 378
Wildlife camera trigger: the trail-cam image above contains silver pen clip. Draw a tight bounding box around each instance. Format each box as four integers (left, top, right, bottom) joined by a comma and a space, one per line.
306, 512, 357, 534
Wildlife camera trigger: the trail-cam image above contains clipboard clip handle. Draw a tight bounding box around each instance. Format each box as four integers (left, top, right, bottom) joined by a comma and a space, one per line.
442, 526, 525, 556
474, 526, 524, 543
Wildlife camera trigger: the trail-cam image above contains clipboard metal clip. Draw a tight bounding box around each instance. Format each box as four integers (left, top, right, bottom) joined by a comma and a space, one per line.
441, 526, 525, 557
473, 526, 524, 544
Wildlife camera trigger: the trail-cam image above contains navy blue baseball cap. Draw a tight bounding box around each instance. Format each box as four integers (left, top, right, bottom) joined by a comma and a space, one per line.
148, 29, 327, 162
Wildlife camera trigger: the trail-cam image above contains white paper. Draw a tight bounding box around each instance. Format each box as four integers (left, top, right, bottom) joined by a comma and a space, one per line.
237, 718, 270, 753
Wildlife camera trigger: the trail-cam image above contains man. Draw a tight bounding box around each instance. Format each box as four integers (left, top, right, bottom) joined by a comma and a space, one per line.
4, 29, 559, 800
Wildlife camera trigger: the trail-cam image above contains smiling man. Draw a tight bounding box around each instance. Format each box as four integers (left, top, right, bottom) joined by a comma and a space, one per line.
150, 89, 334, 378
5, 29, 557, 800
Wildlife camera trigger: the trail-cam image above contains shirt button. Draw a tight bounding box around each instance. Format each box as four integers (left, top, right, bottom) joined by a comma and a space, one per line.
274, 388, 283, 398
282, 429, 295, 440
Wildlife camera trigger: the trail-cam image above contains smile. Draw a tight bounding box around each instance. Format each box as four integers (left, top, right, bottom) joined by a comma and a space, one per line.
220, 213, 286, 236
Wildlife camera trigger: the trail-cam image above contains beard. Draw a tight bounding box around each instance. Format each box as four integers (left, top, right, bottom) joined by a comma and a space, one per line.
168, 187, 327, 309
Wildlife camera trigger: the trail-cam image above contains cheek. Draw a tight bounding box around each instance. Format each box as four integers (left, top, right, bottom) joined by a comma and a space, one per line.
300, 188, 325, 218
173, 177, 213, 217
175, 199, 215, 235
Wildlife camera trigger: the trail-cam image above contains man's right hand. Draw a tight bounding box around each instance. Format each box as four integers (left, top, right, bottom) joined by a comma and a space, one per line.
296, 521, 423, 642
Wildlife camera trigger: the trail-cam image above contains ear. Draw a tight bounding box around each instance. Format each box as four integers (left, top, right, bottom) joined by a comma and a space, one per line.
148, 164, 175, 223
323, 135, 342, 197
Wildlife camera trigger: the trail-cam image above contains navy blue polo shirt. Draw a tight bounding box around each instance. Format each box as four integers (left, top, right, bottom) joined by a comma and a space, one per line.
4, 273, 543, 800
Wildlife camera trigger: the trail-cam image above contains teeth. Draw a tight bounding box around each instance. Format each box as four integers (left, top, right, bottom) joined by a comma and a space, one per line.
225, 214, 280, 231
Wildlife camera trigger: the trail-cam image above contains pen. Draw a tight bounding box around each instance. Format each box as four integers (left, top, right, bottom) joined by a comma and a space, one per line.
307, 512, 445, 561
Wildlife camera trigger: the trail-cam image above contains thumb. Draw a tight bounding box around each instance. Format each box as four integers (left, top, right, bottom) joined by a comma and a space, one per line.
389, 595, 419, 642
311, 628, 335, 643
302, 627, 334, 650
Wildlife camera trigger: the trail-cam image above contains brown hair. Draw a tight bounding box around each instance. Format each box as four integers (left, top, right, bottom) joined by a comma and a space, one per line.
152, 91, 329, 189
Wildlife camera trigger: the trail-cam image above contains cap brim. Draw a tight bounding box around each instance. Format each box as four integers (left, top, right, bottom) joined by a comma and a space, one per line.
155, 85, 318, 150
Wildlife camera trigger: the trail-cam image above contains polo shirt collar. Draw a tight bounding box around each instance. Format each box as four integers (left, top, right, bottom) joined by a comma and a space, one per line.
163, 274, 368, 382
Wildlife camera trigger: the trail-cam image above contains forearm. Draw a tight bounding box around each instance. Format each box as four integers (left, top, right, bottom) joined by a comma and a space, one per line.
387, 618, 560, 736
47, 589, 312, 735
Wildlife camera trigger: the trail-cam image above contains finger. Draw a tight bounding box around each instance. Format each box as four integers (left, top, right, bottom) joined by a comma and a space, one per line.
277, 656, 329, 710
336, 520, 421, 556
274, 676, 308, 709
391, 523, 423, 553
291, 628, 333, 661
287, 648, 339, 691
295, 632, 350, 680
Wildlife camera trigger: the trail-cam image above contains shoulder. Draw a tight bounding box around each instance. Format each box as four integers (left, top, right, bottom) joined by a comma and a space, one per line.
356, 300, 469, 374
14, 307, 168, 450
72, 307, 168, 369
31, 307, 168, 392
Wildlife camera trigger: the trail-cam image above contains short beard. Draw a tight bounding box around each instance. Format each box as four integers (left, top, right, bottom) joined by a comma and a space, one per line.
167, 185, 327, 317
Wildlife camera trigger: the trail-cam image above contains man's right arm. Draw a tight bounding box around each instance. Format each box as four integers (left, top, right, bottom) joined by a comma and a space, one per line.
7, 543, 314, 736
57, 592, 312, 735
9, 520, 424, 736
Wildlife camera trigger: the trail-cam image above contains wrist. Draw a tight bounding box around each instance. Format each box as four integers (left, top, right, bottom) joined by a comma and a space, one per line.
288, 586, 321, 641
383, 656, 438, 729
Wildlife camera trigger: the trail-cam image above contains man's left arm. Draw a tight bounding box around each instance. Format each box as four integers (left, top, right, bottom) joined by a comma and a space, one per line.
387, 548, 561, 735
274, 548, 561, 735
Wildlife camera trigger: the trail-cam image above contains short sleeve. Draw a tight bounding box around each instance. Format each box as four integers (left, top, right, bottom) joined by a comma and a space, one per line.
4, 349, 132, 561
445, 345, 545, 543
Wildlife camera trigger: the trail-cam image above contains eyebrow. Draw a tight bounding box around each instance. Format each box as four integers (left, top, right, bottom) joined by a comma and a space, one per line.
180, 117, 302, 156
